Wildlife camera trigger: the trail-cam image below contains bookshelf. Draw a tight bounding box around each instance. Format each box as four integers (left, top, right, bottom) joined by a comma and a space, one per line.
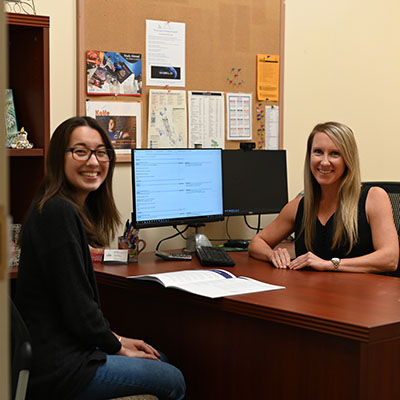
6, 13, 50, 224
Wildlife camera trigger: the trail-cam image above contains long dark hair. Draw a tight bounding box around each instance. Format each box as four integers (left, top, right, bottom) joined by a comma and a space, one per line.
38, 116, 120, 246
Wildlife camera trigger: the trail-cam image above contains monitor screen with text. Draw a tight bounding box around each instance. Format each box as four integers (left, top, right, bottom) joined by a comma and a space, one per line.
131, 148, 224, 228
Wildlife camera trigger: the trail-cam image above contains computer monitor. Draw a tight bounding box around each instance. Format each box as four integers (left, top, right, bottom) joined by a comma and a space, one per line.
222, 149, 288, 216
131, 148, 224, 229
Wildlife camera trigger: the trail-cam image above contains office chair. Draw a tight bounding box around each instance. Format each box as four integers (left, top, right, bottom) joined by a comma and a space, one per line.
362, 182, 400, 276
10, 298, 32, 400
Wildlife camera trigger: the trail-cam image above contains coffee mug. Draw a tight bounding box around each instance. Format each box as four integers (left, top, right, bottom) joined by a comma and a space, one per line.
118, 230, 146, 263
89, 247, 104, 263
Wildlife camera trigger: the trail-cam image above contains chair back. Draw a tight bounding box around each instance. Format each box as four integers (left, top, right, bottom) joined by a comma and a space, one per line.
10, 299, 32, 400
362, 182, 400, 275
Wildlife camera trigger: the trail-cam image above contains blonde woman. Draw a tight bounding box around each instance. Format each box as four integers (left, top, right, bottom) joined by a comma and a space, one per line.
249, 122, 399, 273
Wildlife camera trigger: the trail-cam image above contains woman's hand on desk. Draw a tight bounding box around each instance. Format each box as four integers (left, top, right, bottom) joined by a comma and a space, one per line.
289, 252, 331, 271
269, 247, 291, 269
117, 337, 160, 360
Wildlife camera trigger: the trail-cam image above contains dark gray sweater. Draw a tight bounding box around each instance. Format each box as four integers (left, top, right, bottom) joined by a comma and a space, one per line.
15, 197, 121, 400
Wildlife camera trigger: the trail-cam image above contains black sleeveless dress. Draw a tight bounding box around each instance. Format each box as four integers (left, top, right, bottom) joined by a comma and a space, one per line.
294, 186, 374, 259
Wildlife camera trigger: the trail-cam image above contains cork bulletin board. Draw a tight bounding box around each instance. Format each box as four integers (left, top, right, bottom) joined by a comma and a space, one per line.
77, 0, 284, 160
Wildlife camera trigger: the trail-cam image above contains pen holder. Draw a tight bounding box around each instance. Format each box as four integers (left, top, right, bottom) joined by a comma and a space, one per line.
118, 230, 146, 263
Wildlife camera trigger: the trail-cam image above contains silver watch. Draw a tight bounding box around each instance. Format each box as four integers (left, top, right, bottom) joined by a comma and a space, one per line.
331, 257, 340, 270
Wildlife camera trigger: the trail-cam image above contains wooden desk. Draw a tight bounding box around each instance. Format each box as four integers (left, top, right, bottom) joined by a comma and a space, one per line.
94, 252, 400, 400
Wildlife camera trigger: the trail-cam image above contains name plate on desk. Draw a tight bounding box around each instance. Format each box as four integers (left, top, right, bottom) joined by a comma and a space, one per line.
102, 249, 128, 265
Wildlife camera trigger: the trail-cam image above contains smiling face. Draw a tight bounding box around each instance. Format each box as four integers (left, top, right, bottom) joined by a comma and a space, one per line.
310, 131, 346, 190
64, 126, 109, 204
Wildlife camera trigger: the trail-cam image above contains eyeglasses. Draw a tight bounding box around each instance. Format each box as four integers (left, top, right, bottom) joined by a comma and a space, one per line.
66, 147, 113, 162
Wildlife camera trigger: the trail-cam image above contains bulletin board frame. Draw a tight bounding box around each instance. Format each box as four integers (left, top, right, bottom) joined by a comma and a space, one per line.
76, 0, 285, 161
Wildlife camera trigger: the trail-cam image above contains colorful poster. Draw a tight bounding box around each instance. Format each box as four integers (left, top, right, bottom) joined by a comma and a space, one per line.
226, 93, 252, 141
86, 101, 142, 156
87, 51, 142, 96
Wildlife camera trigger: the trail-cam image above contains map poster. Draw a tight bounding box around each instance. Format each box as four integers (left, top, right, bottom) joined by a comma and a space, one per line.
147, 89, 187, 148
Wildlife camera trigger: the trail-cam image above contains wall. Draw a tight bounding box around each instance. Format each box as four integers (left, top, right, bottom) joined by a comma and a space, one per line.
284, 0, 400, 199
32, 0, 400, 252
34, 0, 76, 133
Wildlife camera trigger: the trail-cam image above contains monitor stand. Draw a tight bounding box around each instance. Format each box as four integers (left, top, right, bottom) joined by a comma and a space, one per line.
185, 224, 212, 252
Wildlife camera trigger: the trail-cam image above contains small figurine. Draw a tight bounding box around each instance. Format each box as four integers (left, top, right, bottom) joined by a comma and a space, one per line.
12, 127, 34, 149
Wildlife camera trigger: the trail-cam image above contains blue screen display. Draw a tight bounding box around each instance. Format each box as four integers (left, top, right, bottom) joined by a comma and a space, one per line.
132, 149, 224, 228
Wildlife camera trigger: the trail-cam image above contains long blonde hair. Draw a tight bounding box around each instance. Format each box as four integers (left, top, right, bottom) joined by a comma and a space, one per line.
303, 122, 361, 253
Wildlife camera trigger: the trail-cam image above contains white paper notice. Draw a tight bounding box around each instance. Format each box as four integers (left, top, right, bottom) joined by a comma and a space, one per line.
265, 105, 279, 150
146, 20, 185, 87
147, 89, 187, 148
226, 93, 252, 141
103, 249, 128, 264
188, 91, 225, 148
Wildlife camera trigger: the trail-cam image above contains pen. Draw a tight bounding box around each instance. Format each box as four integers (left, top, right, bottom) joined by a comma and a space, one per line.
124, 219, 130, 237
127, 223, 134, 239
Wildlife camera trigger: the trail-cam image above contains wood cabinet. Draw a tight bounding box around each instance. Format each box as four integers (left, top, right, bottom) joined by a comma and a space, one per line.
6, 13, 50, 223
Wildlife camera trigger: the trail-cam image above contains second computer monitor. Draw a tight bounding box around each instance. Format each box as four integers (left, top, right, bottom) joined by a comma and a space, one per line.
222, 149, 288, 216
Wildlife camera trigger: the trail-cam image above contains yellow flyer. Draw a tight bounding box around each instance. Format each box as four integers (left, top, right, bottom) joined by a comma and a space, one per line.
257, 54, 280, 101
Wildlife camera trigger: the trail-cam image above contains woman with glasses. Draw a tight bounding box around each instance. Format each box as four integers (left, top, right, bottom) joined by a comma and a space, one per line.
15, 116, 185, 400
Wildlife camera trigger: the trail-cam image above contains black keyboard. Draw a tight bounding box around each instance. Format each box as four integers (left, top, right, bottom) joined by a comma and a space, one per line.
196, 246, 235, 267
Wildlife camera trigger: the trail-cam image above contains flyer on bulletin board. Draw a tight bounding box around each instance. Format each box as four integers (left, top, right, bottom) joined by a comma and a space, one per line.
146, 20, 186, 87
86, 50, 142, 96
147, 89, 187, 148
86, 101, 142, 156
265, 105, 279, 150
188, 91, 225, 148
256, 54, 280, 102
226, 93, 252, 141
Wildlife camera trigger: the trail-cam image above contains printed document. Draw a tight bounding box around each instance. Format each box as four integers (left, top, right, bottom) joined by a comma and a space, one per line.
146, 20, 185, 87
265, 105, 279, 150
226, 93, 252, 141
129, 269, 285, 298
188, 91, 225, 148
